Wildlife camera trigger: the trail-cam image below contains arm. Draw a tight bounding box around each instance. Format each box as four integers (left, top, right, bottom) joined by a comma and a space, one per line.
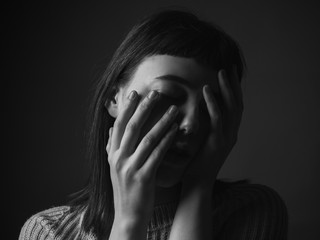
218, 184, 288, 240
169, 67, 243, 240
168, 181, 214, 240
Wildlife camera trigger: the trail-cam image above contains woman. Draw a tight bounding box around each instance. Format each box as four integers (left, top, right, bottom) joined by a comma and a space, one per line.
20, 10, 288, 240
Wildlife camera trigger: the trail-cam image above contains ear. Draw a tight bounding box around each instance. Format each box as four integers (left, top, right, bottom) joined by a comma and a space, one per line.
105, 90, 120, 118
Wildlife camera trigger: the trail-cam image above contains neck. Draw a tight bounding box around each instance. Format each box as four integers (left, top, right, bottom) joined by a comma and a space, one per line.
154, 183, 182, 206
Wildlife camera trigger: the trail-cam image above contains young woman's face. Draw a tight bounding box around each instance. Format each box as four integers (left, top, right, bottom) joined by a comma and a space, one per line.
116, 55, 220, 187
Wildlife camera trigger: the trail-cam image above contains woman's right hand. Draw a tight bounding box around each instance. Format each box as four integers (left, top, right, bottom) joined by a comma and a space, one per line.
107, 90, 179, 238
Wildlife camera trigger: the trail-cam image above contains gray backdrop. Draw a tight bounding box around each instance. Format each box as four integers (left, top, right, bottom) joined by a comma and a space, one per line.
7, 0, 320, 239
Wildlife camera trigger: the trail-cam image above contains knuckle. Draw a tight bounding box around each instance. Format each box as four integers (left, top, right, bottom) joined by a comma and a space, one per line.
120, 165, 133, 178
140, 100, 150, 110
113, 120, 121, 129
125, 97, 134, 107
135, 171, 149, 183
107, 155, 112, 164
108, 152, 122, 171
143, 134, 156, 146
150, 148, 161, 160
113, 159, 123, 173
126, 121, 138, 132
107, 149, 115, 162
161, 113, 172, 124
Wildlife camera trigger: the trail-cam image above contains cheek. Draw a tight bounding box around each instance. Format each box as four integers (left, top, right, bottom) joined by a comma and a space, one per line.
192, 112, 211, 151
198, 124, 210, 145
199, 106, 211, 132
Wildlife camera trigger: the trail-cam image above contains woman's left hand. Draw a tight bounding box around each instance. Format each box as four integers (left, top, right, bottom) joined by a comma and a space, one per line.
182, 66, 244, 188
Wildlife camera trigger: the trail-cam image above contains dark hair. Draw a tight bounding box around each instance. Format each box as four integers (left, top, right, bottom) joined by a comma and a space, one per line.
70, 9, 246, 238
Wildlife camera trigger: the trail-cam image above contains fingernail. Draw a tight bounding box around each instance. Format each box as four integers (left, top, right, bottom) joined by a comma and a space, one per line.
128, 91, 137, 100
204, 85, 213, 96
204, 85, 210, 92
148, 91, 158, 99
168, 105, 178, 115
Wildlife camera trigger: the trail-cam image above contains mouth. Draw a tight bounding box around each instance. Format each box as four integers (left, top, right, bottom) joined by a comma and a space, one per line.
165, 143, 191, 166
167, 147, 189, 158
161, 141, 192, 168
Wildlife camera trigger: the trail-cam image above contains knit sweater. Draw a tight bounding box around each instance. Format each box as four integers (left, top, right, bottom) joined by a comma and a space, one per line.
19, 182, 288, 240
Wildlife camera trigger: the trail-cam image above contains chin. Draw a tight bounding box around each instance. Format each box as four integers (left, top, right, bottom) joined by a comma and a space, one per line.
156, 175, 181, 188
155, 155, 189, 188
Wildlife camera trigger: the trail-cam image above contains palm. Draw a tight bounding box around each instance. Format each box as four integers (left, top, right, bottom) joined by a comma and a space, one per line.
183, 67, 243, 185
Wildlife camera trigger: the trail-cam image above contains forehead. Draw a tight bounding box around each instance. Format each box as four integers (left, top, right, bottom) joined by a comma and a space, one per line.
128, 55, 218, 90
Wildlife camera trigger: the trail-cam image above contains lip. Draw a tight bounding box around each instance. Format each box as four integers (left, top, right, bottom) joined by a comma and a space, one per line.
167, 146, 190, 158
173, 141, 191, 152
163, 149, 189, 167
174, 142, 189, 149
161, 144, 191, 168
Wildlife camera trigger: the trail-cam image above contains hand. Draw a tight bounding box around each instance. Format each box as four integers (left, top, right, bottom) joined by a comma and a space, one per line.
106, 90, 179, 224
183, 66, 243, 188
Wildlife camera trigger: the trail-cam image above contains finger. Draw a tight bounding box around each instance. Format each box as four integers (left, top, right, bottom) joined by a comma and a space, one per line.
110, 90, 139, 153
203, 85, 222, 128
219, 69, 243, 139
119, 90, 160, 154
140, 123, 178, 176
230, 66, 244, 133
106, 127, 113, 156
229, 65, 243, 108
218, 69, 237, 112
130, 105, 179, 168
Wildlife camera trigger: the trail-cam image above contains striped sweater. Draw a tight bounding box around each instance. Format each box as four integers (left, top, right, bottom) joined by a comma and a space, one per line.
19, 182, 288, 240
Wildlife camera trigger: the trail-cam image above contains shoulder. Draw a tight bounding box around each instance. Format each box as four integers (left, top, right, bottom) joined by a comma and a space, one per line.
19, 205, 84, 240
214, 180, 287, 207
213, 180, 288, 239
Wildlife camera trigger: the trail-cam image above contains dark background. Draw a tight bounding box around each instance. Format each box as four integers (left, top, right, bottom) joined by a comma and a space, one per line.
5, 0, 320, 239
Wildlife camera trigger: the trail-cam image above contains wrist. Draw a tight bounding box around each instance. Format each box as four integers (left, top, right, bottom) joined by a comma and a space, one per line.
178, 179, 213, 206
181, 176, 215, 193
111, 215, 149, 240
114, 210, 151, 226
170, 181, 214, 240
113, 200, 154, 223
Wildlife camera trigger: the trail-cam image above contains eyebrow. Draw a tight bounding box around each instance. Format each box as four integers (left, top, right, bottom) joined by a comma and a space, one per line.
155, 74, 198, 88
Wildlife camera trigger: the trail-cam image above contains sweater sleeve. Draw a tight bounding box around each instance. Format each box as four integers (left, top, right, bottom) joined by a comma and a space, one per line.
19, 206, 96, 240
19, 212, 53, 240
215, 183, 288, 240
19, 206, 71, 240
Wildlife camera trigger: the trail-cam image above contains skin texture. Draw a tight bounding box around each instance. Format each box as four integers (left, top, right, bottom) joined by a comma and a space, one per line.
106, 55, 243, 240
168, 68, 243, 240
108, 55, 219, 186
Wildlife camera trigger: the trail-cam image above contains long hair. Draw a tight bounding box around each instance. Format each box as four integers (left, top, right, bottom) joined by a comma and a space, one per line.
69, 9, 246, 238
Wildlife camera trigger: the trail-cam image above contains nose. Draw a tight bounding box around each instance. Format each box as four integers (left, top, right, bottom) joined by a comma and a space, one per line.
179, 105, 200, 135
